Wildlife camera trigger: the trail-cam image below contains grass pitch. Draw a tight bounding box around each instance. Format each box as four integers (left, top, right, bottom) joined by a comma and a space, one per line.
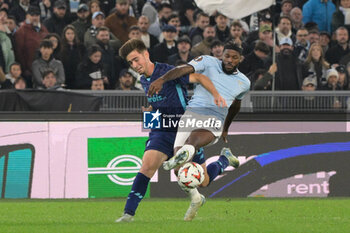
0, 198, 349, 233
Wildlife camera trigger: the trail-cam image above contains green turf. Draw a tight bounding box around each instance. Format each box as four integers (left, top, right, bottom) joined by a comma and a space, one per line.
0, 198, 349, 233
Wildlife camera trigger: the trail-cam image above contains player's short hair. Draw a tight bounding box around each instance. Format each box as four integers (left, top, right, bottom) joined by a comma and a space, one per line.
119, 39, 147, 59
223, 41, 242, 55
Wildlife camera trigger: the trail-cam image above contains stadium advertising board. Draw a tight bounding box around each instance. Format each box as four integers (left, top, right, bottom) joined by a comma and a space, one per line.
0, 122, 349, 198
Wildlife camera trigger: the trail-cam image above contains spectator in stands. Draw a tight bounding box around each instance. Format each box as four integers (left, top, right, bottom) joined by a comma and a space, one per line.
15, 5, 48, 87
6, 16, 17, 35
290, 7, 304, 31
332, 0, 350, 33
95, 26, 119, 89
84, 11, 121, 50
210, 39, 224, 60
71, 3, 90, 43
60, 25, 85, 89
163, 12, 181, 40
91, 78, 104, 90
294, 27, 310, 62
226, 20, 247, 53
40, 69, 64, 90
253, 64, 277, 90
151, 24, 177, 63
325, 26, 350, 66
9, 0, 29, 24
188, 12, 210, 46
321, 68, 341, 90
275, 16, 295, 45
2, 62, 22, 89
0, 66, 10, 89
32, 39, 65, 88
308, 29, 320, 45
275, 37, 303, 90
298, 76, 319, 109
39, 0, 52, 22
76, 45, 104, 89
246, 24, 275, 55
246, 15, 273, 46
302, 0, 335, 33
105, 0, 137, 44
14, 76, 26, 89
336, 65, 349, 90
45, 33, 61, 59
0, 14, 14, 73
167, 35, 193, 65
88, 0, 101, 17
43, 0, 70, 36
141, 0, 162, 25
302, 43, 329, 88
116, 68, 139, 90
178, 0, 196, 31
214, 12, 229, 43
239, 41, 271, 80
319, 31, 331, 54
138, 15, 159, 49
128, 25, 142, 40
275, 0, 294, 26
148, 3, 173, 38
191, 25, 216, 57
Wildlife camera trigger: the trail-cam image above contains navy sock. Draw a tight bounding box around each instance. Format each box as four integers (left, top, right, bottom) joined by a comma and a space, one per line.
206, 155, 229, 183
124, 172, 150, 216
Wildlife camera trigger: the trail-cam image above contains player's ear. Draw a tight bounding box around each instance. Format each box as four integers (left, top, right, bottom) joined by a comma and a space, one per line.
143, 49, 150, 59
240, 55, 244, 62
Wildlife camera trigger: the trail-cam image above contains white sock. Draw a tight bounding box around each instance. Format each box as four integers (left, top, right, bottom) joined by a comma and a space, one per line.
176, 144, 195, 162
188, 188, 201, 203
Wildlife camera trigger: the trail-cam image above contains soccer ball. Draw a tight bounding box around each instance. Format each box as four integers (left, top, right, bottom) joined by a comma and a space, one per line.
177, 162, 205, 189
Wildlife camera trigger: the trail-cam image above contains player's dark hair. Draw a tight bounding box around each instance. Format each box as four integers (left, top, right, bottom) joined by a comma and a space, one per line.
119, 39, 147, 59
223, 41, 243, 55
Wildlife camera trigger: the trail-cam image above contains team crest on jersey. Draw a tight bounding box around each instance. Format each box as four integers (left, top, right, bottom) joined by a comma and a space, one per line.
194, 56, 203, 62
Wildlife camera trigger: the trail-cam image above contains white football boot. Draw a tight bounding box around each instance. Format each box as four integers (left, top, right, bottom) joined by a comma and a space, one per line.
184, 194, 205, 221
115, 213, 134, 223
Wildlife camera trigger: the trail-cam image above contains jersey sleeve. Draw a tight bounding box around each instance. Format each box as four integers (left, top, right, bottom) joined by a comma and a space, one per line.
188, 56, 207, 73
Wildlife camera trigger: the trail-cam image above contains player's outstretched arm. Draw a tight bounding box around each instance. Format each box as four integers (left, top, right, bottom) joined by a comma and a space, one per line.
147, 64, 194, 96
221, 99, 241, 143
189, 73, 227, 107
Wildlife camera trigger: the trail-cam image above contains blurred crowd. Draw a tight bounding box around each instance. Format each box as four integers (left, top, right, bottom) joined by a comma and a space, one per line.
0, 0, 349, 93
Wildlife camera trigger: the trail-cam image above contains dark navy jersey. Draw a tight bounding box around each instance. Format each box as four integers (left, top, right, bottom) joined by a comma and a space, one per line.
141, 63, 190, 131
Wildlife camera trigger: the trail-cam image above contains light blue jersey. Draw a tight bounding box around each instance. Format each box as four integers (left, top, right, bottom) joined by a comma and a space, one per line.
187, 55, 250, 122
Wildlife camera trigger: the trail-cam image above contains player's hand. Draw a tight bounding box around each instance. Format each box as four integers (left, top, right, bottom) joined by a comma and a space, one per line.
221, 130, 228, 143
214, 94, 227, 107
147, 78, 164, 96
142, 105, 153, 112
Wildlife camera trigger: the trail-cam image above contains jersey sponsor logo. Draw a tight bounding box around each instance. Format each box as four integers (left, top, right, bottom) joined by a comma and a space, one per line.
147, 94, 166, 103
143, 109, 162, 129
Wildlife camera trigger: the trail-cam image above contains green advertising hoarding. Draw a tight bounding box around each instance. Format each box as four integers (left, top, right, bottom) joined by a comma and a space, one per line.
88, 137, 148, 198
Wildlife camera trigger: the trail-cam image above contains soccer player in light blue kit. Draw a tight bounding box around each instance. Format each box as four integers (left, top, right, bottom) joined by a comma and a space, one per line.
148, 41, 250, 220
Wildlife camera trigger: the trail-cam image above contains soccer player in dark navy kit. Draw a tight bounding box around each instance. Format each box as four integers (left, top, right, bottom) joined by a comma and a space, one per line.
116, 39, 226, 222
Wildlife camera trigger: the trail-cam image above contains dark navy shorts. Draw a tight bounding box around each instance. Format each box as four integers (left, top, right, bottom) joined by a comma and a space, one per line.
145, 131, 205, 164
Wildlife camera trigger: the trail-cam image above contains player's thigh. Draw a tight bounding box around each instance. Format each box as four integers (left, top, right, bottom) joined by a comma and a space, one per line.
140, 150, 168, 178
185, 129, 215, 148
199, 162, 210, 187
